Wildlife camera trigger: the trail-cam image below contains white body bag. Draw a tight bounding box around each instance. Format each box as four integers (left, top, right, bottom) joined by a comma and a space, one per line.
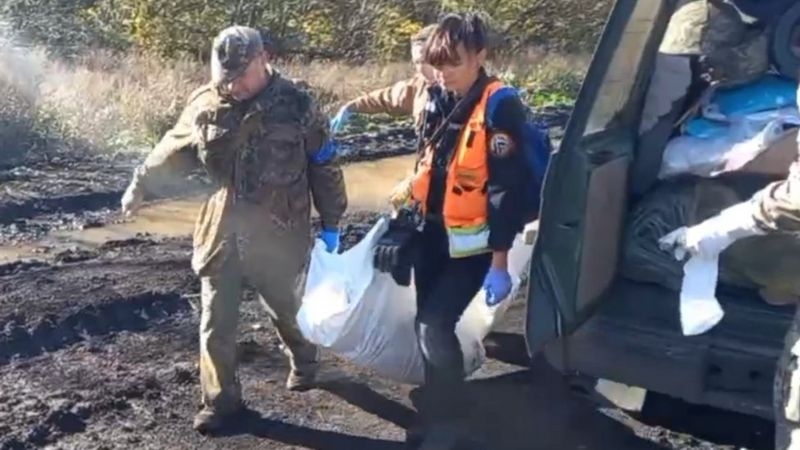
296, 217, 533, 385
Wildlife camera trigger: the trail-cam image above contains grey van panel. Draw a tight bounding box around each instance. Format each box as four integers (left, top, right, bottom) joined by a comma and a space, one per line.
526, 0, 677, 356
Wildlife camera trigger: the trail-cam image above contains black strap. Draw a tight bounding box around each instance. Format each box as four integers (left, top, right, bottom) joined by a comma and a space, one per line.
418, 76, 491, 154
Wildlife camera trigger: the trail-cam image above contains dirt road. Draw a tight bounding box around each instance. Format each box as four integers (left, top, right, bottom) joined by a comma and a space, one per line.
0, 116, 777, 450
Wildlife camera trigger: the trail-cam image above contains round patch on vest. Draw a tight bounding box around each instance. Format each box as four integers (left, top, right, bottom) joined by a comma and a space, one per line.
489, 132, 515, 158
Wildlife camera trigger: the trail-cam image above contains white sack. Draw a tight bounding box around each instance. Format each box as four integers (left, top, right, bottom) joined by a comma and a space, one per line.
296, 217, 533, 385
679, 254, 724, 336
660, 118, 789, 179
659, 200, 766, 336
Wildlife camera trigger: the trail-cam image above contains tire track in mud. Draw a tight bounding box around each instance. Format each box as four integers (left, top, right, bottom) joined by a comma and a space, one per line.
0, 291, 191, 366
0, 238, 201, 449
0, 235, 198, 367
0, 323, 200, 450
0, 191, 124, 224
0, 214, 379, 368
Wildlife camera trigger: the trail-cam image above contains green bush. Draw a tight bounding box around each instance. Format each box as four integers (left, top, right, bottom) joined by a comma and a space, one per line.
495, 53, 587, 108
3, 0, 613, 61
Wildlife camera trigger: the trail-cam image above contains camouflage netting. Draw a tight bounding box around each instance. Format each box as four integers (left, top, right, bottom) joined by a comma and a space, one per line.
620, 175, 800, 303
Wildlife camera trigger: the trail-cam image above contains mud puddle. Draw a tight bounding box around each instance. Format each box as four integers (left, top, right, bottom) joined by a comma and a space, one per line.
0, 155, 413, 263
0, 104, 573, 246
0, 125, 418, 245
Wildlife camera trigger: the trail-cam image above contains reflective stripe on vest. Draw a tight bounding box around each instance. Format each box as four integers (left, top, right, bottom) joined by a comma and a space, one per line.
410, 79, 504, 258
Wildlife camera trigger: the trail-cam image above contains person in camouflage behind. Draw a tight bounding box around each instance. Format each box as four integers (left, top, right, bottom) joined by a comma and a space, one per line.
119, 25, 348, 434
659, 76, 800, 449
332, 24, 438, 132
330, 24, 439, 211
745, 82, 800, 450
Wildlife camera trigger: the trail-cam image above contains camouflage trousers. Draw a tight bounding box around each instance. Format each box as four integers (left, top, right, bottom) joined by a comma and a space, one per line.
762, 167, 800, 449
198, 231, 318, 413
753, 165, 800, 233
776, 306, 800, 450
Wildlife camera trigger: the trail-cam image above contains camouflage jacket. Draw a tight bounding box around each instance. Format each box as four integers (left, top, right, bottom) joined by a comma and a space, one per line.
348, 75, 430, 129
136, 70, 347, 274
659, 0, 768, 87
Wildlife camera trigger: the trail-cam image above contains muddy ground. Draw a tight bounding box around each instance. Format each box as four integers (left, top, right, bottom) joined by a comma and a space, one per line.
0, 110, 778, 449
0, 124, 418, 244
0, 104, 570, 244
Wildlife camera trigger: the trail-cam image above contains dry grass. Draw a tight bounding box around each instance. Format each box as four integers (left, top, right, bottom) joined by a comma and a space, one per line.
0, 79, 38, 162
0, 44, 585, 159
491, 49, 591, 106
36, 50, 205, 153
494, 49, 590, 81
0, 46, 206, 155
283, 59, 413, 112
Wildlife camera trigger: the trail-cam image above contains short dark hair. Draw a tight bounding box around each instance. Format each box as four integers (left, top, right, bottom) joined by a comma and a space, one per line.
423, 12, 488, 67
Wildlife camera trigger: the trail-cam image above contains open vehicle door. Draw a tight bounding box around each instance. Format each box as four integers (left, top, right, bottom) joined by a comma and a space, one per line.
526, 0, 678, 356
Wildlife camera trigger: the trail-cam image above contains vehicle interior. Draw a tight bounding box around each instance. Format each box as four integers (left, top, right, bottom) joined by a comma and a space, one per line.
526, 0, 800, 419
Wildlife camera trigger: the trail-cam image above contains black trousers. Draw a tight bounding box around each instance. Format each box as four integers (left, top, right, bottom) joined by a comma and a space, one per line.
412, 220, 491, 421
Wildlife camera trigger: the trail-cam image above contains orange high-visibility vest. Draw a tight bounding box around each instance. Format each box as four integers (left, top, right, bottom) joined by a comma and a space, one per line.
410, 80, 503, 258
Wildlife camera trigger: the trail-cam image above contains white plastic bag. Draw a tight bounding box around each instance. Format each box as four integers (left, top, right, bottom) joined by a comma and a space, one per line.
296, 217, 533, 385
659, 200, 765, 336
678, 254, 724, 336
659, 118, 790, 179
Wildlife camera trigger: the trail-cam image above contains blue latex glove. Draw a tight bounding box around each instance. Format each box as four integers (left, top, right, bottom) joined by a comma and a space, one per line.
330, 105, 352, 134
483, 267, 512, 306
319, 228, 340, 253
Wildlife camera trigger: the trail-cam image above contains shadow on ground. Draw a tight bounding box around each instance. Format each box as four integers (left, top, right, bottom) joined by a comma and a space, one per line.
215, 408, 407, 450
638, 392, 774, 450
213, 331, 675, 450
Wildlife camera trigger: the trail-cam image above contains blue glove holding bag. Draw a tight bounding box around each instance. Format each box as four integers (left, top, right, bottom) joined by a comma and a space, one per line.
319, 227, 340, 253
483, 267, 512, 306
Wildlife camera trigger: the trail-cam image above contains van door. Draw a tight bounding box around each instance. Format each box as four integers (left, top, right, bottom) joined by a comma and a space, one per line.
526, 0, 678, 356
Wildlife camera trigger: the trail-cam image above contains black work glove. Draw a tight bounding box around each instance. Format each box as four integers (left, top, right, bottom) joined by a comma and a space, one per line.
374, 211, 420, 286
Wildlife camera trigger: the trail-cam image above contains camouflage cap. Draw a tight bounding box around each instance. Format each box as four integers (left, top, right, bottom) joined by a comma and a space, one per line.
211, 26, 264, 84
660, 0, 769, 87
659, 0, 707, 55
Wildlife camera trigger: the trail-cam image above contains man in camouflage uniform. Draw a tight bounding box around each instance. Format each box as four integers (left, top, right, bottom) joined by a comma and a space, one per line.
748, 84, 800, 448
632, 0, 769, 194
120, 25, 348, 433
660, 83, 800, 449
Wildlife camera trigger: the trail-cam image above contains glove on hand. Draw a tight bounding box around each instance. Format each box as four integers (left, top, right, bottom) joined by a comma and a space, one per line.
318, 228, 340, 253
330, 105, 352, 134
659, 200, 765, 260
121, 166, 146, 217
483, 267, 512, 306
388, 177, 413, 211
374, 210, 419, 286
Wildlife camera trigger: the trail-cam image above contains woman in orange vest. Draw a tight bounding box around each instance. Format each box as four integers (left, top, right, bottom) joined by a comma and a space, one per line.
381, 12, 535, 449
